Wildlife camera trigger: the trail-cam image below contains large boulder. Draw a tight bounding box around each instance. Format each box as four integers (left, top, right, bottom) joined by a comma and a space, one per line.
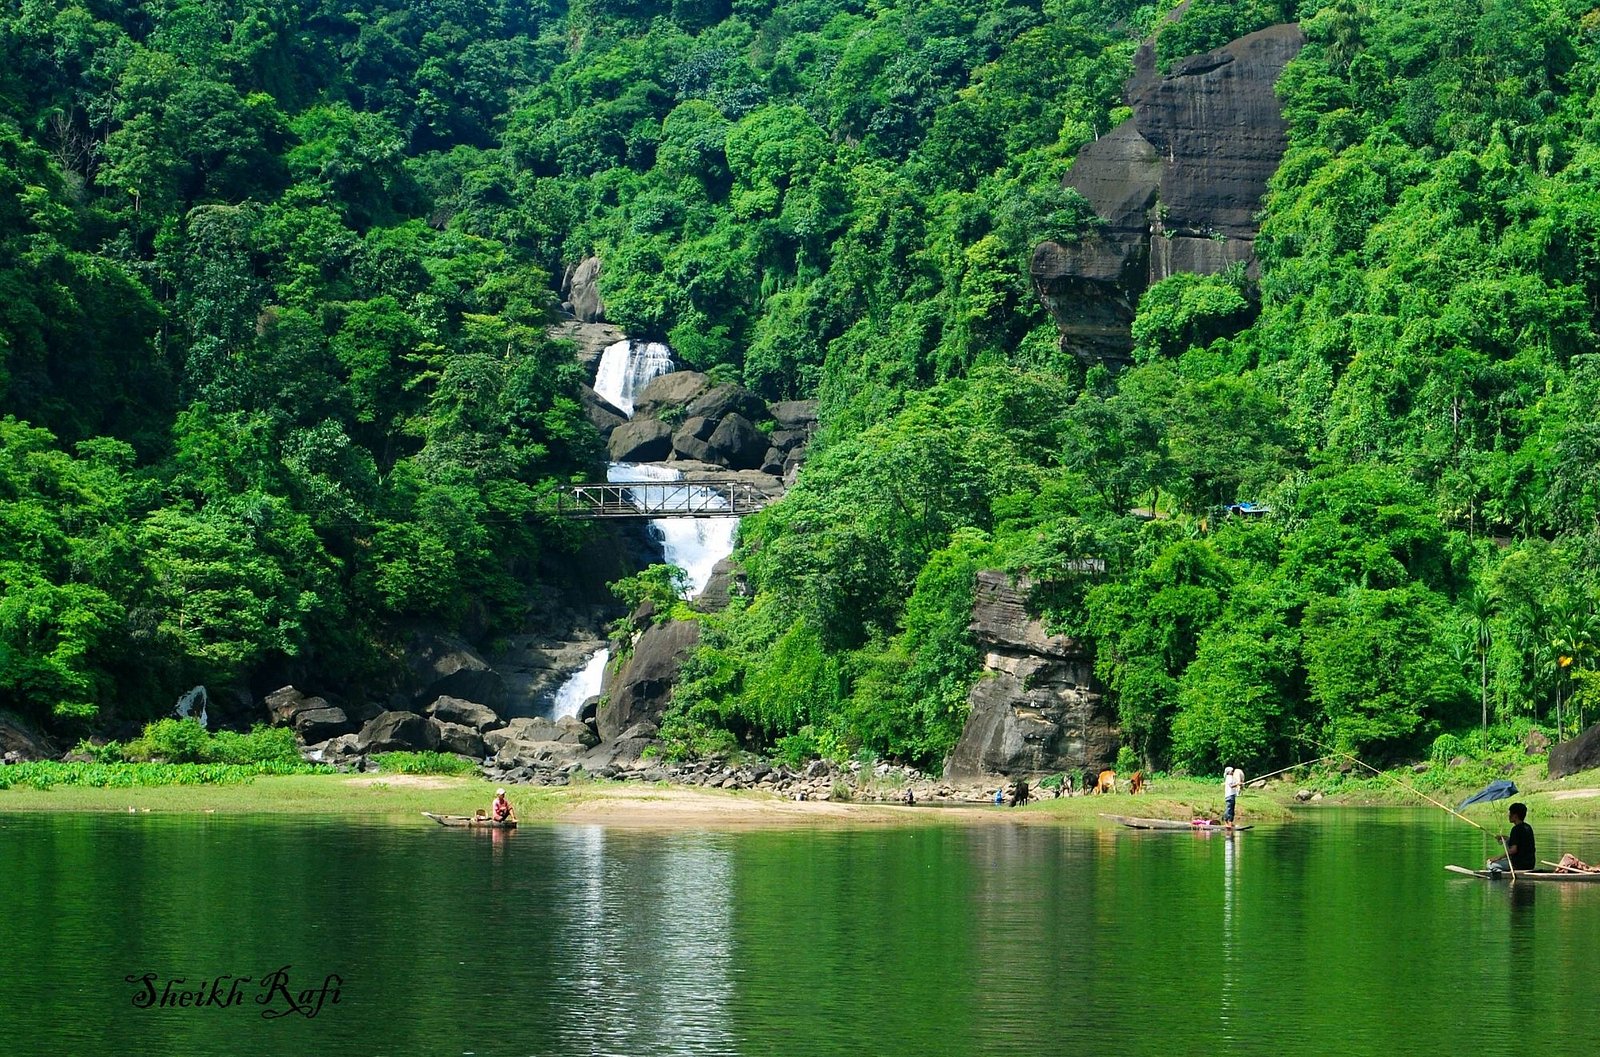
944, 571, 1118, 780
609, 418, 674, 462
706, 413, 769, 470
686, 383, 767, 424
434, 721, 488, 759
565, 256, 605, 323
0, 712, 56, 762
768, 400, 818, 431
670, 415, 719, 462
580, 385, 628, 436
293, 706, 354, 743
408, 634, 507, 710
633, 370, 711, 418
1549, 723, 1600, 779
355, 711, 440, 754
597, 619, 701, 741
265, 686, 327, 726
695, 557, 750, 614
483, 716, 592, 752
426, 696, 506, 734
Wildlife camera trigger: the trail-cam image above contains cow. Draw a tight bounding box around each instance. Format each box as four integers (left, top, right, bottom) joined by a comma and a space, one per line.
1010, 780, 1030, 807
1129, 770, 1145, 795
1095, 769, 1116, 795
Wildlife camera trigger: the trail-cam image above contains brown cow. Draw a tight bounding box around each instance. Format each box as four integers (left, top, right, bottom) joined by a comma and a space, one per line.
1129, 770, 1145, 795
1095, 769, 1116, 795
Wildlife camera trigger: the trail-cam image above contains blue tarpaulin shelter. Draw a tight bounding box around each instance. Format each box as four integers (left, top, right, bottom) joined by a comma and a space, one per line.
1458, 779, 1518, 810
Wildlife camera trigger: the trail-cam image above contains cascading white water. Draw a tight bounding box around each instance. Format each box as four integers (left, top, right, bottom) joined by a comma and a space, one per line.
545, 336, 739, 717
592, 339, 674, 416
549, 646, 609, 720
608, 462, 739, 597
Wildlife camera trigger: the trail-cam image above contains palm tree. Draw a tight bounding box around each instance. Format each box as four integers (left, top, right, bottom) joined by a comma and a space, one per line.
1466, 584, 1496, 732
1550, 603, 1597, 739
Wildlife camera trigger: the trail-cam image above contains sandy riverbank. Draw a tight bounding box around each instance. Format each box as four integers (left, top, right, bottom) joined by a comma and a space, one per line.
0, 771, 1283, 828
7, 765, 1600, 826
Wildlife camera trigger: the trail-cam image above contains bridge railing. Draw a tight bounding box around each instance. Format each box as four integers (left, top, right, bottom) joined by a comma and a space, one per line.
553, 480, 781, 519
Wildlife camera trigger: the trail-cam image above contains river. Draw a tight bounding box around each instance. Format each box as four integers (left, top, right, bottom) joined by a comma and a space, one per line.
4, 808, 1599, 1056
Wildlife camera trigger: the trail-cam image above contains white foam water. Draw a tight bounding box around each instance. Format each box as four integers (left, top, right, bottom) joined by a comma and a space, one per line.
550, 647, 608, 720
607, 462, 739, 597
593, 339, 674, 416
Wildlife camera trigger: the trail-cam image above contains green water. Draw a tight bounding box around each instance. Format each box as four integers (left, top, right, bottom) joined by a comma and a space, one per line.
3, 809, 1599, 1056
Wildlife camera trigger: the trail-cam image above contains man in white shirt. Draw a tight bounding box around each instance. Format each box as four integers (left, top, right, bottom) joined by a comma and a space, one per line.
1223, 766, 1243, 824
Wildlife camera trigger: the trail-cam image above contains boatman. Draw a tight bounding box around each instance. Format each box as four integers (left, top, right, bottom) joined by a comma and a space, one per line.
492, 788, 516, 824
1223, 766, 1243, 825
1487, 802, 1535, 872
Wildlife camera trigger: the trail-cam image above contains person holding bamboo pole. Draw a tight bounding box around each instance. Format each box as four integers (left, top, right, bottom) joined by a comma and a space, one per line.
1222, 765, 1243, 825
1486, 802, 1535, 873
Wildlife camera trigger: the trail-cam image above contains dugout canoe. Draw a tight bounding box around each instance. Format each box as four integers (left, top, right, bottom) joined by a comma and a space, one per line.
1104, 814, 1253, 831
1445, 865, 1600, 882
423, 812, 517, 829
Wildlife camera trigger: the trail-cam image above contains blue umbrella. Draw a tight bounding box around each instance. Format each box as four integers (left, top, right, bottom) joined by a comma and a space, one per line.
1458, 779, 1518, 811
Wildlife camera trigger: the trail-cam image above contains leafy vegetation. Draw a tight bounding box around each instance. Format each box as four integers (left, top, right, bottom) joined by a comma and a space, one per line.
5, 0, 1600, 782
370, 751, 479, 775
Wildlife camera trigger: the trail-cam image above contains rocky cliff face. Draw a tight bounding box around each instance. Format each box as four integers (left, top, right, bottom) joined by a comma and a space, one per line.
944, 571, 1119, 780
1031, 23, 1304, 366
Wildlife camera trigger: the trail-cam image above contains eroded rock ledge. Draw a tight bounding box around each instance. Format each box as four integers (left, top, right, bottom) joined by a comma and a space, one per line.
944, 571, 1119, 781
1031, 23, 1305, 366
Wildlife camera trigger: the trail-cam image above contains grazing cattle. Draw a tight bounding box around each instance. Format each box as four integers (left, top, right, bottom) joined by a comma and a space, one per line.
1095, 769, 1117, 795
1081, 771, 1096, 796
1010, 780, 1030, 807
1062, 773, 1074, 797
1129, 771, 1145, 795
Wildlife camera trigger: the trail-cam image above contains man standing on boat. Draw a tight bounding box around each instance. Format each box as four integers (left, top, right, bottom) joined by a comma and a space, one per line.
1487, 802, 1534, 872
1223, 766, 1243, 825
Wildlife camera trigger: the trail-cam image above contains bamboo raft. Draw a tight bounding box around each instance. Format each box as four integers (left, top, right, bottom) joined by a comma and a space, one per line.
423, 812, 517, 829
1445, 865, 1600, 883
1104, 814, 1253, 831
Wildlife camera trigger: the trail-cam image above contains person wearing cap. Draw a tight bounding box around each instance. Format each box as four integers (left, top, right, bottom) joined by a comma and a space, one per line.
492, 788, 516, 824
1222, 766, 1243, 825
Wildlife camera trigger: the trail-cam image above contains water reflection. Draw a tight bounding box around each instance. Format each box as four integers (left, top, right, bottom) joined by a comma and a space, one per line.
550, 826, 738, 1055
1219, 832, 1239, 1040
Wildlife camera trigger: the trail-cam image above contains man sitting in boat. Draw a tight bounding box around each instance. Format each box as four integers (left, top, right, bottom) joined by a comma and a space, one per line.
492, 789, 516, 824
1487, 802, 1534, 872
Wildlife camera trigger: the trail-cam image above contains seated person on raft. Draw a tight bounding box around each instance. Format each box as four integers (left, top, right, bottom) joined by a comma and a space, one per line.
1486, 802, 1534, 871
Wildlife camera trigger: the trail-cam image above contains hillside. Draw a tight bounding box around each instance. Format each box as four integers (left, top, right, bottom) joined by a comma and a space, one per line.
3, 0, 1600, 777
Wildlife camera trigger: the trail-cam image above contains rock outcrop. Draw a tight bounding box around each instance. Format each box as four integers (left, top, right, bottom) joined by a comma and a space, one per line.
562, 256, 606, 322
1031, 23, 1304, 365
1549, 722, 1600, 779
596, 619, 701, 742
406, 634, 508, 712
0, 712, 56, 763
354, 711, 440, 754
944, 571, 1119, 780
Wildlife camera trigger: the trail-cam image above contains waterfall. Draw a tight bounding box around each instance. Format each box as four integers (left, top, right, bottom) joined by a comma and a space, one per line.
608, 462, 739, 597
547, 335, 738, 715
593, 339, 674, 416
549, 647, 608, 720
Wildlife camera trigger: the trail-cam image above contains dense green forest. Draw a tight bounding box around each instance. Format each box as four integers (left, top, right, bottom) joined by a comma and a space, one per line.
3, 0, 1600, 774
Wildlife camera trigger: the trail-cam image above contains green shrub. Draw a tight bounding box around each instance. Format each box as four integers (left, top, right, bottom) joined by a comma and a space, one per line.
371, 751, 476, 775
1116, 746, 1140, 773
1429, 733, 1464, 764
130, 719, 211, 763
207, 725, 302, 766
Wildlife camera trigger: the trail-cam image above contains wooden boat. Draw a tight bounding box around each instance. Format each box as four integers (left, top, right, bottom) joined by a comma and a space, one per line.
1104, 814, 1252, 831
422, 812, 517, 829
1445, 865, 1600, 882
